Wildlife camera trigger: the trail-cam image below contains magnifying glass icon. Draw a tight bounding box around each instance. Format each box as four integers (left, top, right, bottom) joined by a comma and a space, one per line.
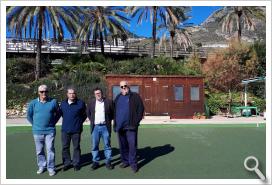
244, 156, 265, 181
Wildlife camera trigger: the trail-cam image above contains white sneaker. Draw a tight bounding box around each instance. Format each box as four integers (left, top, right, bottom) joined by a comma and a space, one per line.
36, 168, 45, 174
48, 170, 56, 176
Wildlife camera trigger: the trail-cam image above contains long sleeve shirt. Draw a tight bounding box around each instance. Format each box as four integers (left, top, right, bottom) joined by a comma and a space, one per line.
27, 97, 59, 135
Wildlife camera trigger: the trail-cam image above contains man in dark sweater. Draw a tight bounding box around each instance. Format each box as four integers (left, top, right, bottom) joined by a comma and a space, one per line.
59, 87, 87, 171
87, 87, 114, 170
114, 81, 144, 173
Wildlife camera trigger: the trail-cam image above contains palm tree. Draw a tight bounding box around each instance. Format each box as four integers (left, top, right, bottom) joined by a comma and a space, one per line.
214, 6, 265, 42
77, 6, 129, 55
159, 7, 192, 57
127, 6, 180, 58
7, 6, 80, 80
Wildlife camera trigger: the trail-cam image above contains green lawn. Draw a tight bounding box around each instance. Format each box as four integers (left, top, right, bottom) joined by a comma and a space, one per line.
6, 124, 266, 179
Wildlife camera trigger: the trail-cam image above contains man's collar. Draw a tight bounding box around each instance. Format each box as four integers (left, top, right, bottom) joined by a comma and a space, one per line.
96, 98, 104, 103
121, 90, 131, 96
38, 97, 48, 102
67, 98, 77, 104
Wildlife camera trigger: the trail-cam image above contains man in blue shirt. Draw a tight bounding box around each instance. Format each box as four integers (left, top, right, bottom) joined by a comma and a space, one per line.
59, 87, 87, 172
27, 85, 60, 176
114, 81, 144, 173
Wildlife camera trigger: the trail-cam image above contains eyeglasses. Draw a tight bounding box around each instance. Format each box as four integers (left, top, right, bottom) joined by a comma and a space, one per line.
39, 91, 48, 93
120, 85, 128, 89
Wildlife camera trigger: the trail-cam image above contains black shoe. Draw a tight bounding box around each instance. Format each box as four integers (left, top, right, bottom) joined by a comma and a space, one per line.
132, 167, 138, 173
106, 163, 114, 170
119, 163, 129, 168
62, 165, 72, 171
91, 162, 99, 170
74, 166, 80, 171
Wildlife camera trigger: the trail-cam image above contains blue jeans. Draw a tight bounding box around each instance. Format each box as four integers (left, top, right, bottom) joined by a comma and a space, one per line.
91, 125, 112, 164
33, 133, 55, 172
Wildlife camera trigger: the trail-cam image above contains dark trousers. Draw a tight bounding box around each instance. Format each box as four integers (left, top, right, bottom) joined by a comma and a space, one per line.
117, 129, 138, 169
61, 132, 81, 167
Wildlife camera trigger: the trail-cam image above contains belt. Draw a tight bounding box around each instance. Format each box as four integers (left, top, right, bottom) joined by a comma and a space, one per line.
95, 122, 106, 126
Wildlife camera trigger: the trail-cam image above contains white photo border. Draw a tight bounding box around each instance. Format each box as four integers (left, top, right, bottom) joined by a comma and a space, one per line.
1, 1, 271, 184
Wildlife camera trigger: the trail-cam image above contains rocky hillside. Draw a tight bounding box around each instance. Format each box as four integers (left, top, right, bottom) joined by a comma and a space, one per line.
189, 7, 266, 46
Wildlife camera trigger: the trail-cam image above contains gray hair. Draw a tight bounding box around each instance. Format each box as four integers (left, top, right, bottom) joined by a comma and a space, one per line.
119, 80, 129, 85
38, 84, 48, 91
67, 86, 76, 93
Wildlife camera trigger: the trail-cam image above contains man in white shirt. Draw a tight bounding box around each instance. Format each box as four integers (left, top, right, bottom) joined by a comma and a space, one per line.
87, 87, 114, 170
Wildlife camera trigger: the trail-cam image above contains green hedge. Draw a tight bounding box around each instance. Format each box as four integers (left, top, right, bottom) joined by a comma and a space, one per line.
206, 92, 266, 115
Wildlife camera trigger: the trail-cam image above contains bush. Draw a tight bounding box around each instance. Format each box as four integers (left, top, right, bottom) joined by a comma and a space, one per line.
106, 56, 202, 76
6, 84, 34, 109
7, 57, 52, 83
203, 41, 262, 93
7, 58, 35, 83
251, 96, 266, 112
206, 91, 266, 115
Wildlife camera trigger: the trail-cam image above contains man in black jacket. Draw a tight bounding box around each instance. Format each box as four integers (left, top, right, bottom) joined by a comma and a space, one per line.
114, 81, 144, 173
87, 87, 114, 170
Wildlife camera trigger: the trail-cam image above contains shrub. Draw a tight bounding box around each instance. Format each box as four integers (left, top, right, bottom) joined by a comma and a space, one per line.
203, 41, 262, 93
206, 91, 266, 115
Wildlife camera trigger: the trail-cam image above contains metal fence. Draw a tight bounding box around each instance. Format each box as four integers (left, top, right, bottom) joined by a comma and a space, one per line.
6, 38, 206, 58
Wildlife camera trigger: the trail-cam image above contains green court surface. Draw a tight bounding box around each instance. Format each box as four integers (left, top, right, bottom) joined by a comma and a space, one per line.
6, 124, 266, 179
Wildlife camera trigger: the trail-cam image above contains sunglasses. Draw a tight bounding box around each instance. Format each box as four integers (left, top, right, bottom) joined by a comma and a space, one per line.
39, 91, 48, 93
120, 85, 128, 89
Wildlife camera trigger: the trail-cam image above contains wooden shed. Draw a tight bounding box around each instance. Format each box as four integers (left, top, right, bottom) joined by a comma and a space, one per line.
105, 74, 204, 119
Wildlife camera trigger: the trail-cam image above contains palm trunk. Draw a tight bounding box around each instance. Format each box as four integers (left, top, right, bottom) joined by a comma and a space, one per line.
170, 31, 175, 58
151, 7, 157, 58
35, 15, 43, 80
99, 31, 104, 54
237, 12, 242, 43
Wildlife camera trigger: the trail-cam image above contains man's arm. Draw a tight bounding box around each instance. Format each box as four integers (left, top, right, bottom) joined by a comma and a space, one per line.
26, 101, 34, 125
54, 100, 61, 125
86, 101, 92, 122
81, 102, 87, 123
136, 94, 145, 124
109, 99, 114, 121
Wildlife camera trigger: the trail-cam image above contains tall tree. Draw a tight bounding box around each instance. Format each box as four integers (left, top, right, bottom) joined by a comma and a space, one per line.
127, 6, 180, 58
77, 6, 129, 55
159, 7, 192, 57
7, 6, 80, 80
214, 6, 265, 42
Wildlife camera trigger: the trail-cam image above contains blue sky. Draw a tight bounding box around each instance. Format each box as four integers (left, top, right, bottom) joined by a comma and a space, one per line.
6, 6, 222, 39
131, 6, 222, 38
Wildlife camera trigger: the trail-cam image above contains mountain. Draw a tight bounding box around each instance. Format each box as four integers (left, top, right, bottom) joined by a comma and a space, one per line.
189, 7, 266, 47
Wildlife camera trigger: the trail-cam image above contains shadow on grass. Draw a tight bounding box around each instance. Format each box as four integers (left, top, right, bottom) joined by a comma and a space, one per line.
56, 144, 174, 171
137, 144, 175, 170
56, 148, 121, 171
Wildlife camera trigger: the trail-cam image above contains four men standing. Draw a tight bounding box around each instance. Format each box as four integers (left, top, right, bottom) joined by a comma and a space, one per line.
27, 81, 144, 175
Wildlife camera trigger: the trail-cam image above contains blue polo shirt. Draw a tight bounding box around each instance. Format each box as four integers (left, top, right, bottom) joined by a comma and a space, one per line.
60, 99, 87, 133
115, 94, 130, 131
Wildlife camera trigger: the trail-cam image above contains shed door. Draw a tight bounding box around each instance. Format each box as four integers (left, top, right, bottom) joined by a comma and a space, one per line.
153, 84, 169, 115
143, 82, 169, 116
143, 84, 152, 115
